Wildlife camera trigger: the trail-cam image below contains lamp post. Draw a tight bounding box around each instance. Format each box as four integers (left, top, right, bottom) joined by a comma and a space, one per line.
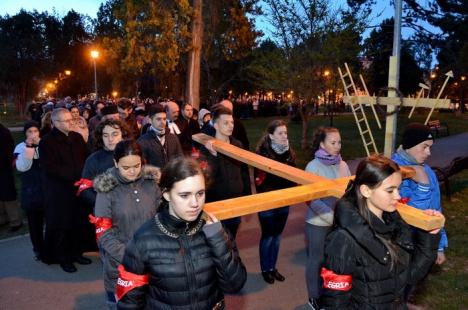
90, 50, 99, 99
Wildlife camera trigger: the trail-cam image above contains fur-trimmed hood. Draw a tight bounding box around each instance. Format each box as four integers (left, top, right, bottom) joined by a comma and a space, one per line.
94, 165, 161, 193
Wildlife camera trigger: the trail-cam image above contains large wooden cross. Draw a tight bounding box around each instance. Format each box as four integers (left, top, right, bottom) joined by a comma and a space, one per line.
193, 133, 445, 231
343, 59, 452, 157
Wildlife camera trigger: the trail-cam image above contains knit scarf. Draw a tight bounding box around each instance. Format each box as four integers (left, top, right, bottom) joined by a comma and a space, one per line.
271, 140, 289, 155
315, 148, 342, 166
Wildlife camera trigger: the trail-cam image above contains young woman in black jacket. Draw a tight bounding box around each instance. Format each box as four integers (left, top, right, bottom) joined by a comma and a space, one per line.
319, 155, 443, 309
254, 119, 296, 284
116, 157, 247, 309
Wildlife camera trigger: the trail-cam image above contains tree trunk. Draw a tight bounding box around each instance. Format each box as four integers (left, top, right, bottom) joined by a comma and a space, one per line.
185, 0, 203, 109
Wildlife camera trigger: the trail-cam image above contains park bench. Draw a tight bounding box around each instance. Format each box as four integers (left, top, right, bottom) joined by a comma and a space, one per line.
432, 156, 468, 200
428, 119, 449, 137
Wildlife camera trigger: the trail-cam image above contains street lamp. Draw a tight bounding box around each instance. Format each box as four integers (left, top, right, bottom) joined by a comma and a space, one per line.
90, 50, 100, 99
65, 70, 71, 76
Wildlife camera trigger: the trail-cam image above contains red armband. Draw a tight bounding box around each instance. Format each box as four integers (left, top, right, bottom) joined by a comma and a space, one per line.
399, 197, 410, 204
115, 265, 149, 301
88, 214, 113, 240
321, 267, 352, 291
75, 178, 94, 196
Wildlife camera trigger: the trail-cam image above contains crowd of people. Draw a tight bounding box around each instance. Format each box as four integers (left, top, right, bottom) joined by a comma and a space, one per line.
0, 95, 447, 309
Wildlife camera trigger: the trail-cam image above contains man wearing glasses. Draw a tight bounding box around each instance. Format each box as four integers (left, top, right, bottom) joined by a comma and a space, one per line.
39, 108, 90, 273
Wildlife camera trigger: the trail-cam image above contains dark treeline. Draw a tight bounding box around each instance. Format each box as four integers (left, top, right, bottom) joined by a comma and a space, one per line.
0, 0, 466, 115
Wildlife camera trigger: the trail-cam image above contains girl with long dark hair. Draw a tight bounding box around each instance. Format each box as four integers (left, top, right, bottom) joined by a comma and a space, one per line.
319, 155, 442, 309
116, 157, 246, 309
255, 119, 296, 284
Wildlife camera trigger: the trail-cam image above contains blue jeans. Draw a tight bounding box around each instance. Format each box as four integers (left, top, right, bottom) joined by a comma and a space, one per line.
258, 207, 289, 272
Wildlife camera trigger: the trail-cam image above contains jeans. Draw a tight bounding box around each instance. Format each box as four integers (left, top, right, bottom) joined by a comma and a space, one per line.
258, 207, 289, 272
305, 223, 331, 299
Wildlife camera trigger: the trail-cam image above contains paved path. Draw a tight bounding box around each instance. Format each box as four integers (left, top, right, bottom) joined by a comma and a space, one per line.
0, 204, 313, 310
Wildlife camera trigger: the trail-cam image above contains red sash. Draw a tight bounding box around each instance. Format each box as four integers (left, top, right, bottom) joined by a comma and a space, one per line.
74, 178, 94, 196
321, 267, 352, 291
88, 215, 113, 240
115, 265, 149, 301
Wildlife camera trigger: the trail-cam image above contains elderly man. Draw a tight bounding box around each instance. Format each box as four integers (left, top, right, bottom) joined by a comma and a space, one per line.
164, 101, 181, 135
39, 108, 90, 273
175, 102, 201, 155
137, 104, 183, 169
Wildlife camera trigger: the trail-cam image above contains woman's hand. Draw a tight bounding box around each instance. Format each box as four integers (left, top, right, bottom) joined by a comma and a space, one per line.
203, 211, 219, 225
423, 209, 444, 235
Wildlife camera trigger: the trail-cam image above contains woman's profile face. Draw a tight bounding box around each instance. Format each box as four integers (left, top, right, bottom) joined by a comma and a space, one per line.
115, 154, 142, 181
362, 171, 402, 218
164, 174, 206, 222
320, 131, 341, 156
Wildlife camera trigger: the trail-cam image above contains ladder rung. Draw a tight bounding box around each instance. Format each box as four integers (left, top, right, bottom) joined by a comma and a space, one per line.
362, 129, 369, 135
366, 141, 374, 146
342, 72, 349, 78
346, 84, 353, 89
354, 105, 361, 111
358, 118, 365, 122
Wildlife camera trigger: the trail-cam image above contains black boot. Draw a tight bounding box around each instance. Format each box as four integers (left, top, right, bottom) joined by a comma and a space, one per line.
261, 271, 275, 284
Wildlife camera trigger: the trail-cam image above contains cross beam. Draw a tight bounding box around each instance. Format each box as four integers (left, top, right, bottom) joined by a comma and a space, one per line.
343, 96, 450, 109
194, 133, 445, 231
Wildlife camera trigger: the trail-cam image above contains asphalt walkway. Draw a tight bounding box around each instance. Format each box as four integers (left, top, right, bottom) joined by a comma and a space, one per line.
1, 132, 466, 310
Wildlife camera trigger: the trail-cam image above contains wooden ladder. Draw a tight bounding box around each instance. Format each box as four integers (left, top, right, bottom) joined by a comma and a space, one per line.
338, 63, 378, 156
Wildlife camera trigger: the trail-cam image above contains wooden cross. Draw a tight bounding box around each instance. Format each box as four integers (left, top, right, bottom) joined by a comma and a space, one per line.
342, 59, 452, 157
193, 133, 445, 231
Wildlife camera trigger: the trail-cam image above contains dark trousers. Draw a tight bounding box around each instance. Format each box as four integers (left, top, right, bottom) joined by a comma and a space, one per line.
26, 208, 45, 258
305, 223, 331, 299
43, 227, 80, 264
258, 207, 289, 272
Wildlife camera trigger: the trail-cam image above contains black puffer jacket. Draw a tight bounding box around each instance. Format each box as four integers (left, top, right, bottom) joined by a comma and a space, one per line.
319, 199, 440, 309
117, 206, 247, 309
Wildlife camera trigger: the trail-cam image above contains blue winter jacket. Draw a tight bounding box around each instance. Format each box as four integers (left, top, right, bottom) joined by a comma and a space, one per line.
392, 150, 448, 251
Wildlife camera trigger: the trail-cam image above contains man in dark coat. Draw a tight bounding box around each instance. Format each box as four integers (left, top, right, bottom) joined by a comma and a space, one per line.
175, 102, 201, 155
0, 123, 22, 231
137, 104, 183, 169
39, 108, 90, 273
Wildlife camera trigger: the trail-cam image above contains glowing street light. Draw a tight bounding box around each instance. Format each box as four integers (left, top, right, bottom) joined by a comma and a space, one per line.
430, 72, 437, 79
324, 70, 330, 77
112, 91, 118, 98
90, 50, 100, 99
65, 70, 71, 76
461, 76, 466, 81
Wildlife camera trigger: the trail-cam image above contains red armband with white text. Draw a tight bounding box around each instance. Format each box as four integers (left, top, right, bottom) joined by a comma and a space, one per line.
89, 214, 113, 240
115, 264, 149, 301
75, 178, 94, 196
321, 267, 352, 291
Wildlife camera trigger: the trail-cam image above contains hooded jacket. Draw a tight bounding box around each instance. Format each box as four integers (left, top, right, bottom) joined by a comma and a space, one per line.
391, 149, 447, 251
94, 166, 161, 292
319, 199, 440, 309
